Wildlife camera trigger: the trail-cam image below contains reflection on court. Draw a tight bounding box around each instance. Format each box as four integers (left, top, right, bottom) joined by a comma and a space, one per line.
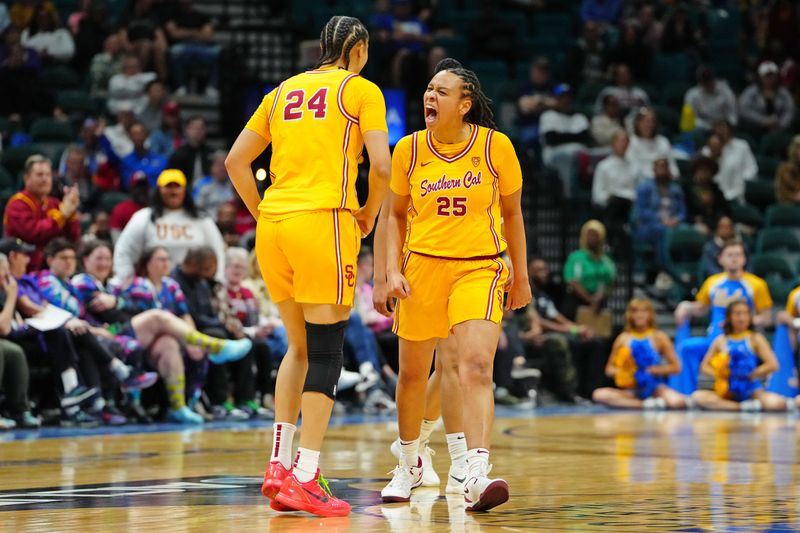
1, 410, 798, 532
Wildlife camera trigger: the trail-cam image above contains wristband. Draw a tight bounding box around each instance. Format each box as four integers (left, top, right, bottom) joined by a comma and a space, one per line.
569, 325, 578, 336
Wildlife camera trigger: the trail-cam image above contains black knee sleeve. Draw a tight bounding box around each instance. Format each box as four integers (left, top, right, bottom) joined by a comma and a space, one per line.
303, 320, 347, 400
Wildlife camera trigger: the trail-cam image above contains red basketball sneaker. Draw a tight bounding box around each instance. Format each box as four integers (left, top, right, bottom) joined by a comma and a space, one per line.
274, 471, 351, 517
262, 461, 291, 499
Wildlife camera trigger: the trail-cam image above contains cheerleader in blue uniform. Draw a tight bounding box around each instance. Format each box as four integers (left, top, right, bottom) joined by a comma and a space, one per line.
593, 298, 687, 409
693, 300, 793, 412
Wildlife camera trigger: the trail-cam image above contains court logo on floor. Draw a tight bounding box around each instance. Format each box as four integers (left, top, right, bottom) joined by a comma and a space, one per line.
0, 475, 379, 511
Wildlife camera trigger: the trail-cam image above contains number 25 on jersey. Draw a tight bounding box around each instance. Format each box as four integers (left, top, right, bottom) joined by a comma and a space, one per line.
437, 196, 467, 217
283, 88, 328, 121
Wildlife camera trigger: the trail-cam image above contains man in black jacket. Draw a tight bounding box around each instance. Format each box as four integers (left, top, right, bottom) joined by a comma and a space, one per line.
167, 116, 210, 186
173, 246, 258, 420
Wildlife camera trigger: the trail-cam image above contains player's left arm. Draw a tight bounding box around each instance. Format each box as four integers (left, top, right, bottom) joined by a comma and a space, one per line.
752, 278, 774, 328
494, 132, 530, 311
226, 91, 274, 219
648, 330, 682, 376
500, 189, 529, 311
751, 333, 779, 379
226, 129, 269, 220
354, 80, 391, 236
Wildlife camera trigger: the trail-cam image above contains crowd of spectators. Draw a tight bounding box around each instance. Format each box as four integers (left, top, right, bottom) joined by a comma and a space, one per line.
5, 0, 800, 426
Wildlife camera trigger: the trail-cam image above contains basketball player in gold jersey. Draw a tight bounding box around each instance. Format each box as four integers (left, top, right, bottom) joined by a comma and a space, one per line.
378, 59, 531, 510
226, 16, 391, 516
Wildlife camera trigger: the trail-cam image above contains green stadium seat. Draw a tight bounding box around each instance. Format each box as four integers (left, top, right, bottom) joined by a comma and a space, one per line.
638, 82, 659, 103
756, 155, 781, 179
0, 165, 16, 204
663, 226, 706, 292
532, 12, 574, 36
576, 81, 606, 105
653, 105, 680, 138
744, 180, 776, 212
41, 66, 81, 91
651, 54, 690, 86
30, 119, 75, 142
750, 253, 796, 281
57, 90, 97, 115
769, 278, 797, 306
433, 35, 467, 62
765, 204, 800, 228
659, 82, 690, 107
100, 191, 130, 213
730, 203, 763, 228
36, 142, 69, 167
757, 227, 800, 255
0, 145, 44, 180
467, 60, 509, 101
760, 131, 793, 158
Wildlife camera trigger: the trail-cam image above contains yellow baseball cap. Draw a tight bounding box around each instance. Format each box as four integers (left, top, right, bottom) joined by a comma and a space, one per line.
156, 169, 187, 188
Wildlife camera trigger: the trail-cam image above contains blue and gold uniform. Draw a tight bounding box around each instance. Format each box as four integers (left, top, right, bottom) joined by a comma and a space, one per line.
696, 273, 773, 337
709, 332, 762, 401
613, 330, 664, 399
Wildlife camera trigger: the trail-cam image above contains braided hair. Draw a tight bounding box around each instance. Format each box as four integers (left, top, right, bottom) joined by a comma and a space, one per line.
432, 58, 496, 129
314, 16, 369, 70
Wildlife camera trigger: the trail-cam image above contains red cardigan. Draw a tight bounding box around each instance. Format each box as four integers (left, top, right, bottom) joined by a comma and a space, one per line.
3, 189, 80, 270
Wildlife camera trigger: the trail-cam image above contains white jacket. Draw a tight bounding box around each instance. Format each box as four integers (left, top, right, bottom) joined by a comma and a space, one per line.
113, 207, 226, 283
21, 28, 75, 62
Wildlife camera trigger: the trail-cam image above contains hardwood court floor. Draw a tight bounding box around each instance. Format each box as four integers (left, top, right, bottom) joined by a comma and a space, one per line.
1, 408, 799, 532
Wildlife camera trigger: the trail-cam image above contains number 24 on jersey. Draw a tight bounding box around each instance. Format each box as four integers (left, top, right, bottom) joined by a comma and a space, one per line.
283, 88, 328, 121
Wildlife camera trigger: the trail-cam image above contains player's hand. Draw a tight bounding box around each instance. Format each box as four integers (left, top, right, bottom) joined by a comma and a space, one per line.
674, 301, 692, 325
505, 277, 531, 311
387, 270, 411, 300
372, 279, 394, 317
354, 207, 377, 237
503, 257, 514, 291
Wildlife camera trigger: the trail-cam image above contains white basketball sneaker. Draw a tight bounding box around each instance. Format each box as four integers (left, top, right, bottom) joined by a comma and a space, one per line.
381, 457, 424, 502
390, 438, 440, 487
446, 460, 468, 494
463, 463, 509, 512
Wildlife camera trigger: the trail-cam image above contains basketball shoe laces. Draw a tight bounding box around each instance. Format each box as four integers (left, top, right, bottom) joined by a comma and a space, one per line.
317, 473, 333, 498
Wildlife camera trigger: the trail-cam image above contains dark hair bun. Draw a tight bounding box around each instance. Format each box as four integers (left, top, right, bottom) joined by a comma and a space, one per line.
434, 58, 463, 73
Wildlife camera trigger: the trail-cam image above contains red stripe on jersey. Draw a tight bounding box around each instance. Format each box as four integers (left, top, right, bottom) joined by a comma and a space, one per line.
337, 73, 360, 123
407, 132, 419, 178
392, 252, 412, 335
268, 82, 285, 123
426, 124, 479, 163
340, 121, 353, 209
485, 129, 501, 253
333, 212, 343, 305
485, 129, 498, 177
485, 259, 504, 320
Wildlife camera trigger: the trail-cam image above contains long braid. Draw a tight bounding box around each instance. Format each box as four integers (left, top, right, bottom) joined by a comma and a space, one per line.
313, 16, 368, 70
432, 58, 496, 129
450, 67, 496, 129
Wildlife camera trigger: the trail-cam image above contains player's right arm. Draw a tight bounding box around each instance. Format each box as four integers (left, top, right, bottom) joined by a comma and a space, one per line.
372, 198, 392, 316
226, 91, 274, 219
649, 330, 681, 376
699, 336, 723, 377
674, 277, 713, 324
385, 136, 413, 300
605, 334, 625, 377
352, 78, 391, 237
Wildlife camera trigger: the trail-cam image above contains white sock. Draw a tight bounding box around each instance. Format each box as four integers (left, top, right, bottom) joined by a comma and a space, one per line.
466, 448, 490, 478
61, 368, 78, 393
446, 432, 468, 464
400, 438, 420, 468
109, 359, 130, 381
294, 447, 320, 483
270, 422, 296, 469
419, 418, 437, 444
